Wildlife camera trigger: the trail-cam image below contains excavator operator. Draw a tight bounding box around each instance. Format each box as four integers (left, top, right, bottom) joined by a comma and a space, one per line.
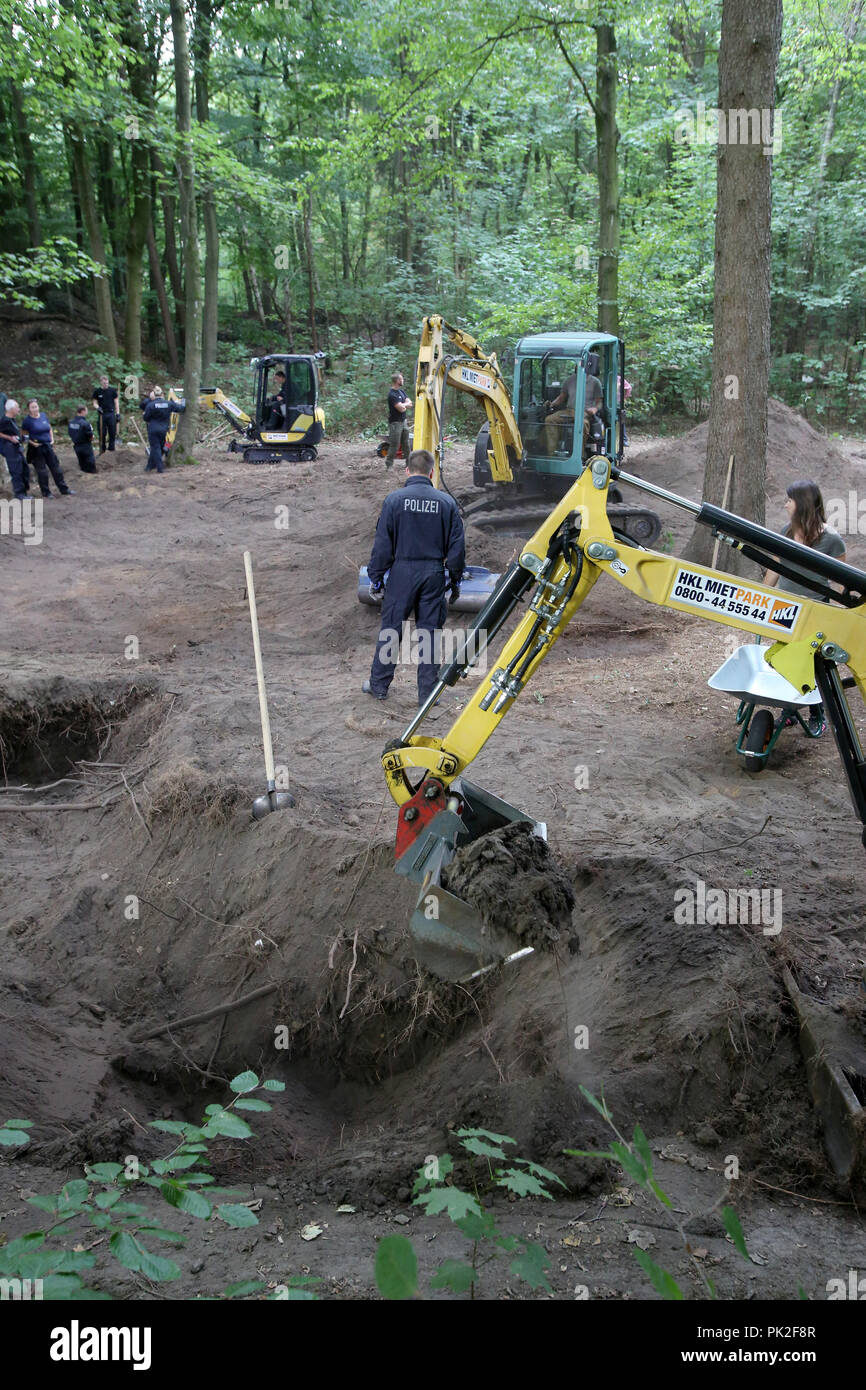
544, 361, 603, 457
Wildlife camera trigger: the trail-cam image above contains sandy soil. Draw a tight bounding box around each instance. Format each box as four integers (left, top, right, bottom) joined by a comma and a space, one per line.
1, 404, 865, 1301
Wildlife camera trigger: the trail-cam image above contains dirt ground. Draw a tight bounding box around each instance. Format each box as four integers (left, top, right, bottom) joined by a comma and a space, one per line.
1, 402, 865, 1301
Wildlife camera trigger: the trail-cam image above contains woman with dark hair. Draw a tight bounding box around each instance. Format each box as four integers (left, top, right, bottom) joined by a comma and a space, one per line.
20, 399, 74, 497
764, 479, 846, 735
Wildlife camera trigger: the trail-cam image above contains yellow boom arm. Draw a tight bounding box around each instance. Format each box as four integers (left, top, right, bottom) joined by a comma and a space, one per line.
382, 456, 866, 838
413, 314, 523, 489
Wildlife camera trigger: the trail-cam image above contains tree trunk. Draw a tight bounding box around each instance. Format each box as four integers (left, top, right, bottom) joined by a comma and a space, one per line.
147, 218, 180, 375
169, 0, 201, 456
8, 74, 41, 245
236, 212, 266, 325
193, 0, 220, 382
120, 0, 153, 366
787, 1, 863, 371
283, 278, 296, 352
97, 138, 124, 300
153, 152, 185, 343
303, 193, 319, 350
339, 191, 351, 282
685, 0, 783, 569
68, 125, 118, 355
595, 22, 620, 335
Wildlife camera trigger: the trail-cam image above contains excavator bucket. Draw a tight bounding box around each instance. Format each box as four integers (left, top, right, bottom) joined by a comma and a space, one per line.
394, 775, 544, 981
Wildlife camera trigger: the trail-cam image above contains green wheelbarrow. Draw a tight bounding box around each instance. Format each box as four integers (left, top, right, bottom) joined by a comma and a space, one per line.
708, 639, 825, 773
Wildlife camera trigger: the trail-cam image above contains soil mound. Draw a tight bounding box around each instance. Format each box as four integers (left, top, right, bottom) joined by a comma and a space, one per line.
441, 822, 576, 951
629, 397, 866, 553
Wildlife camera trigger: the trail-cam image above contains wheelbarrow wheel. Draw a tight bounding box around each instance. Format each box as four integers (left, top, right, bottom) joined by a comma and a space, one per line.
740, 708, 775, 773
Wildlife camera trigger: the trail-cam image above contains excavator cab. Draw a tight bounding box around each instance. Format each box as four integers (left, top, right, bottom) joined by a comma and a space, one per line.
469, 329, 659, 544
512, 334, 619, 474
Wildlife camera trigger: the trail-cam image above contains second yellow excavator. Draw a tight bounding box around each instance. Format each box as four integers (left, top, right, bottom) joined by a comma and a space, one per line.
165, 353, 326, 464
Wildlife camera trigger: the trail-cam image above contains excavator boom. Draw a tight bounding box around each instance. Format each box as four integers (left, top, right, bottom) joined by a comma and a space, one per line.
381, 455, 866, 980
413, 315, 523, 489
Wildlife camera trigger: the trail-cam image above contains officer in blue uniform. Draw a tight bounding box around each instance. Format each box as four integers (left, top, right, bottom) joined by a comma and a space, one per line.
0, 400, 30, 499
68, 407, 96, 473
142, 388, 185, 473
20, 399, 73, 495
362, 449, 465, 705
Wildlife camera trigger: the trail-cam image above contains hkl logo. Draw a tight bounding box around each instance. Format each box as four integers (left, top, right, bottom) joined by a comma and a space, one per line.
769, 599, 798, 629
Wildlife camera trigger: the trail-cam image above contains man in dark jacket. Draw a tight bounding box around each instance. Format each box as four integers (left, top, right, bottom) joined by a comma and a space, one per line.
92, 376, 120, 453
383, 371, 412, 469
362, 449, 465, 705
68, 407, 97, 473
142, 388, 185, 473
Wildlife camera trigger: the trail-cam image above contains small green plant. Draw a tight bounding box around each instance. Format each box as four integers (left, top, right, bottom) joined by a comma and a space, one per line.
375, 1127, 566, 1300
0, 1119, 33, 1149
565, 1086, 751, 1300
0, 1072, 304, 1300
660, 528, 676, 553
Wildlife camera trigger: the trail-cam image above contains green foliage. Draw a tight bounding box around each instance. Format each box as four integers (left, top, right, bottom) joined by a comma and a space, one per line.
0, 240, 105, 312
0, 1072, 286, 1299
0, 1119, 33, 1149
377, 1127, 565, 1300
566, 1086, 753, 1301
4, 0, 865, 423
375, 1234, 419, 1300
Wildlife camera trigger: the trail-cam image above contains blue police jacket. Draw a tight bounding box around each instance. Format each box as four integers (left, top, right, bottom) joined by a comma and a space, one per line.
142, 398, 186, 430
368, 475, 465, 585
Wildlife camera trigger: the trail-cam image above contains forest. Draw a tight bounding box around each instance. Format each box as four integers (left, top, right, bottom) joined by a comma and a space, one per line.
1, 0, 864, 435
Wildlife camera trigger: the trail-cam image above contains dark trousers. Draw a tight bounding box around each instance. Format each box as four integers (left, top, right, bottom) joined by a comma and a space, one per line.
146, 427, 168, 472
75, 445, 97, 473
5, 448, 30, 499
27, 443, 69, 495
98, 412, 117, 451
369, 563, 448, 703
384, 419, 410, 467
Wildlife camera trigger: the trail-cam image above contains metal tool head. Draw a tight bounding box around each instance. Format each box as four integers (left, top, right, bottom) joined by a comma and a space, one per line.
252, 789, 296, 820
394, 776, 543, 982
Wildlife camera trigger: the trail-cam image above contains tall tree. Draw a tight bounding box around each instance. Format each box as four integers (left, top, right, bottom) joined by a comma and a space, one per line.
170, 0, 201, 453
68, 124, 118, 355
5, 35, 41, 248
594, 20, 620, 336
119, 0, 153, 365
686, 0, 783, 569
193, 0, 221, 381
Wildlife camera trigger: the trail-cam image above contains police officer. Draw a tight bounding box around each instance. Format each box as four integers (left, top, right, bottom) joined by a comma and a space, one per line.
92, 376, 120, 452
0, 399, 30, 499
68, 406, 97, 473
20, 399, 74, 496
142, 387, 185, 473
362, 449, 465, 706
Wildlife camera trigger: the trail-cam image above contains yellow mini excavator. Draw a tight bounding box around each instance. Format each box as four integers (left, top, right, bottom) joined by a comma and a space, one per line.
412, 314, 661, 544
165, 353, 326, 464
378, 452, 866, 981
